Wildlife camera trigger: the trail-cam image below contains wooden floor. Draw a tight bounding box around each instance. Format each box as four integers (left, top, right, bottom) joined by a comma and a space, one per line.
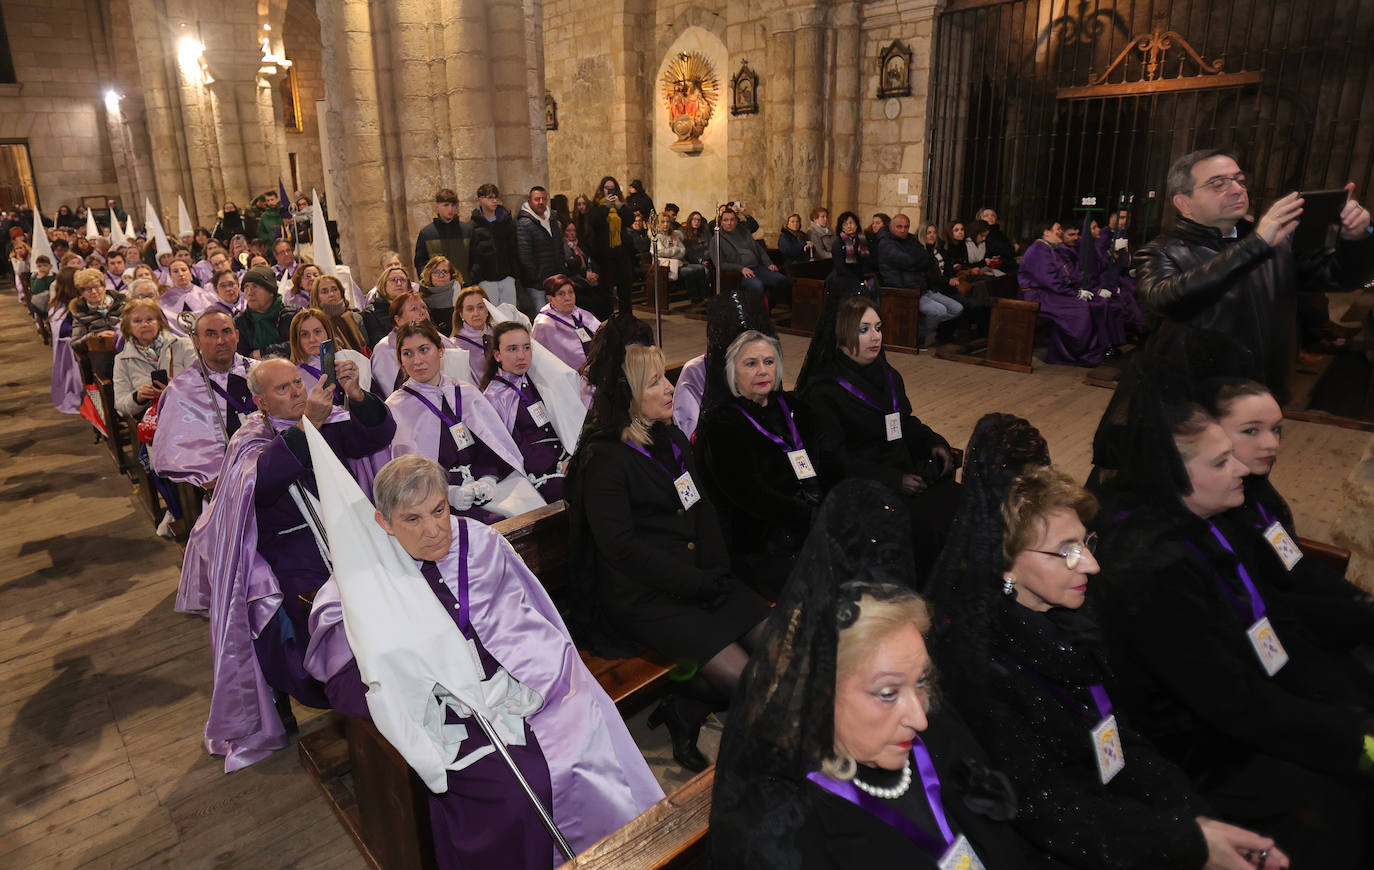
1, 295, 1367, 868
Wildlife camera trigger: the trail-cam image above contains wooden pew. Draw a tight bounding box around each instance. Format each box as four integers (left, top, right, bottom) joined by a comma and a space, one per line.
878, 286, 922, 354
787, 277, 826, 334
70, 333, 133, 474
299, 503, 677, 870
558, 767, 714, 870
1297, 537, 1352, 575
934, 274, 1040, 373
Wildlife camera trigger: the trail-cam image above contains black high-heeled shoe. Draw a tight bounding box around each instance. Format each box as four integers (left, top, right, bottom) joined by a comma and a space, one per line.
647, 696, 709, 772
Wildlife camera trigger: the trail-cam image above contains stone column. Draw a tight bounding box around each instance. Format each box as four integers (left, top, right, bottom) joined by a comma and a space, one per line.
384, 0, 445, 237
489, 0, 536, 207
792, 7, 826, 221
763, 15, 796, 227
827, 1, 862, 212
126, 0, 190, 217
440, 0, 499, 206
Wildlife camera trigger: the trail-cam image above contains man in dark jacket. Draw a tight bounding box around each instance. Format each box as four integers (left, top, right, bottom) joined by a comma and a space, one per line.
1137, 148, 1372, 402
515, 186, 563, 315
469, 182, 521, 312
413, 188, 471, 279
235, 265, 300, 359
878, 213, 964, 342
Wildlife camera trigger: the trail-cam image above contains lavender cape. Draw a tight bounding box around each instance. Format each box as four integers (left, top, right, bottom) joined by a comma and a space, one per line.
298, 354, 385, 496
304, 515, 664, 857
159, 283, 219, 327
385, 376, 526, 474
671, 353, 707, 438
50, 308, 83, 414
531, 304, 598, 408
151, 355, 257, 488
1017, 239, 1106, 366
452, 323, 491, 384
372, 330, 460, 397
194, 413, 292, 770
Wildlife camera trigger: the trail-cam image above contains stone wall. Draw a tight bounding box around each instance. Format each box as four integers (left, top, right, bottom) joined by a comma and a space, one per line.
0, 0, 122, 212
282, 0, 325, 197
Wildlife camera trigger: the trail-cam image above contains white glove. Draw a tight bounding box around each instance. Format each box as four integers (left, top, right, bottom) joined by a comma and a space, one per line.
1097, 288, 1113, 299
472, 475, 498, 505
1077, 289, 1094, 302
448, 483, 476, 511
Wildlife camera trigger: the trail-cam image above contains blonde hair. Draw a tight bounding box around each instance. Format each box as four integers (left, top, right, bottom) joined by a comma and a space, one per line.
1001, 466, 1098, 569
821, 589, 933, 781
288, 307, 337, 364
74, 267, 105, 291
621, 343, 666, 447
119, 297, 170, 338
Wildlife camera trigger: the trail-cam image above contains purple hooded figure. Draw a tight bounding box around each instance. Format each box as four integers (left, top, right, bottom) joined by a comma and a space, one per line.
1018, 223, 1107, 366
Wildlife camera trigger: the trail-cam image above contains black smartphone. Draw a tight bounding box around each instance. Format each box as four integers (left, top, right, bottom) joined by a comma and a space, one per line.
1292, 188, 1349, 254
320, 339, 336, 386
151, 368, 169, 387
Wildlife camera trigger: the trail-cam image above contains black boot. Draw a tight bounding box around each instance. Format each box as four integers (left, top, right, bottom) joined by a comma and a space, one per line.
274, 690, 299, 736
647, 695, 709, 772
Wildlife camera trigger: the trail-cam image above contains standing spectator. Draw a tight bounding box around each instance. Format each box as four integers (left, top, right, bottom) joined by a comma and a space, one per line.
214, 203, 247, 244
1137, 148, 1373, 402
413, 187, 471, 277
418, 256, 460, 334
550, 193, 572, 229
588, 176, 636, 316
625, 179, 654, 222
516, 185, 564, 314
468, 183, 521, 311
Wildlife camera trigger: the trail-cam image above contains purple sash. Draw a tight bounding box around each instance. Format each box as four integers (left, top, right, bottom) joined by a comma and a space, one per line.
1013, 660, 1114, 720
625, 438, 686, 481
495, 374, 540, 406
402, 384, 463, 427
835, 369, 898, 414
208, 376, 256, 416
299, 363, 343, 400
733, 394, 806, 453
454, 333, 487, 353
1205, 522, 1268, 622
456, 520, 470, 635
807, 738, 955, 859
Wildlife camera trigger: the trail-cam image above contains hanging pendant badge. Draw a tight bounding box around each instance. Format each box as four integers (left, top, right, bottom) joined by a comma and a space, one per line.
884, 412, 902, 441
674, 471, 701, 510
938, 834, 986, 870
575, 327, 592, 343
449, 422, 475, 451
1262, 521, 1303, 571
1090, 715, 1126, 784
1246, 617, 1289, 676
527, 400, 550, 427
787, 448, 818, 480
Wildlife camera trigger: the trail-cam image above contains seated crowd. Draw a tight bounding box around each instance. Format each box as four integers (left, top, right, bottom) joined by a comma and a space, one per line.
10, 174, 1374, 870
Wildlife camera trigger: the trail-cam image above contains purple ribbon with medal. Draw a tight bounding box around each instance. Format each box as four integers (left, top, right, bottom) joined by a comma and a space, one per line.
208, 374, 256, 416
403, 384, 464, 427
834, 368, 899, 414
733, 394, 806, 452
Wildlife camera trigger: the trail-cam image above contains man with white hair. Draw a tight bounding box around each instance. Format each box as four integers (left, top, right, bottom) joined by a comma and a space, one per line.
191, 355, 395, 770
305, 453, 663, 868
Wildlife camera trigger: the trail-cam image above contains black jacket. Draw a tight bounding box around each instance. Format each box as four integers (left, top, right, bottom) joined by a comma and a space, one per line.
877, 229, 935, 290
1136, 216, 1374, 402
954, 600, 1208, 869
235, 304, 300, 358
985, 224, 1017, 261
778, 228, 810, 265
515, 208, 563, 289
413, 215, 471, 277
360, 292, 392, 348
468, 206, 519, 283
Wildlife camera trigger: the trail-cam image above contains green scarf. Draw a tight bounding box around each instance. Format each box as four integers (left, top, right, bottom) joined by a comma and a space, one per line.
247, 295, 284, 351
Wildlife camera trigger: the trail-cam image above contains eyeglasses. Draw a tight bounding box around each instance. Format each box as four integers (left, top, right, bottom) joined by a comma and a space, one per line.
1192, 173, 1247, 194
1025, 532, 1097, 570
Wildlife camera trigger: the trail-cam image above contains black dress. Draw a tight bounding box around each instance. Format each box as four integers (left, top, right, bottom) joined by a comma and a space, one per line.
1095, 501, 1374, 867
694, 392, 823, 600
577, 425, 769, 667
718, 706, 1029, 869
801, 353, 960, 586
959, 598, 1209, 869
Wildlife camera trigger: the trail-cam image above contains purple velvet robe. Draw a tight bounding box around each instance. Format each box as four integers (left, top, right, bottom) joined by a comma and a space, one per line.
192, 260, 214, 286
304, 515, 664, 866
483, 374, 568, 503
371, 329, 460, 398
1096, 230, 1145, 337
192, 402, 396, 771
1018, 239, 1106, 366
50, 308, 83, 414
531, 304, 598, 408
158, 283, 218, 328
671, 353, 707, 438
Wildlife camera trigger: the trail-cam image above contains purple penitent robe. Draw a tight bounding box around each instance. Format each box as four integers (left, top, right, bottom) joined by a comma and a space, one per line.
483, 373, 568, 503
1018, 239, 1106, 366
304, 516, 664, 869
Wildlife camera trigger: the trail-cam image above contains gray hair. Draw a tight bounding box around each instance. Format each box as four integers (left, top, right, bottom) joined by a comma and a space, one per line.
128, 277, 160, 299
374, 454, 448, 521
1166, 148, 1237, 199
723, 330, 784, 398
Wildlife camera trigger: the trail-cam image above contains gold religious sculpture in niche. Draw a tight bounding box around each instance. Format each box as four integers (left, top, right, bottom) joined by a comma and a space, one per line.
661, 51, 719, 154
877, 40, 912, 99
545, 93, 558, 131
731, 61, 758, 116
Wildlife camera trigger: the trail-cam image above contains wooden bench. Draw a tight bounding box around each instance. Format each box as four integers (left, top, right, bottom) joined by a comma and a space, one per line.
557, 767, 714, 870
299, 502, 677, 870
878, 286, 922, 354
787, 277, 827, 335
71, 332, 133, 474
1297, 536, 1351, 575
934, 274, 1040, 373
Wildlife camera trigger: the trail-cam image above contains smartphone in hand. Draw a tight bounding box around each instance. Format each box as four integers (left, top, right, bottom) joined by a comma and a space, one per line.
320, 339, 336, 387
151, 368, 169, 388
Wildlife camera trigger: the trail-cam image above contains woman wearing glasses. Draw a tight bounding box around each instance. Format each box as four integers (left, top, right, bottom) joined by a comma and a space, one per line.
930, 414, 1289, 870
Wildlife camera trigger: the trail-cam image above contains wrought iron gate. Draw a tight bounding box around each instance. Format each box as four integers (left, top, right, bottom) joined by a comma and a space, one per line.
925, 0, 1374, 242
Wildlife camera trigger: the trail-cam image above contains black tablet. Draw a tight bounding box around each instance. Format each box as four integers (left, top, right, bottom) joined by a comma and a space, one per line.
1292, 188, 1349, 253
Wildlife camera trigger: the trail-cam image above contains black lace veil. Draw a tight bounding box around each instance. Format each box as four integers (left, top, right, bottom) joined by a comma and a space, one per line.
699, 290, 778, 414
710, 479, 917, 867
793, 283, 881, 392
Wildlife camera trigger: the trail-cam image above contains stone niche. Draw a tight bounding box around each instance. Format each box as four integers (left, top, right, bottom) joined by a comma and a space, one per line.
652, 26, 728, 218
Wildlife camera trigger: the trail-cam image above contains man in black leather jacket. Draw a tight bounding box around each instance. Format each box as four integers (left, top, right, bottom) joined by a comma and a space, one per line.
1137, 148, 1372, 402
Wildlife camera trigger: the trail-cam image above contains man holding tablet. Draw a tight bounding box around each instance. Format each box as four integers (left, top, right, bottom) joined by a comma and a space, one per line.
1136, 148, 1372, 401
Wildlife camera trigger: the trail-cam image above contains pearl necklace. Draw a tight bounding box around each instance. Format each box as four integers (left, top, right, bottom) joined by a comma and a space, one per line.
852, 759, 912, 800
